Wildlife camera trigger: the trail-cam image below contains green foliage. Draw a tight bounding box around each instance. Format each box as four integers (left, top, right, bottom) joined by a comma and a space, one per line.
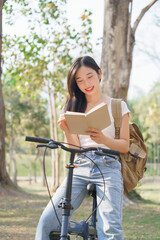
3, 73, 50, 154
2, 0, 94, 159
128, 80, 160, 167
3, 0, 94, 98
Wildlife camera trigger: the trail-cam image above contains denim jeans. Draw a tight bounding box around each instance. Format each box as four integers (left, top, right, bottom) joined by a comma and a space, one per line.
35, 151, 124, 240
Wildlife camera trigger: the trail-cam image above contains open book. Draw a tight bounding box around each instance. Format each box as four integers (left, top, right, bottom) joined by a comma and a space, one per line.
64, 102, 111, 135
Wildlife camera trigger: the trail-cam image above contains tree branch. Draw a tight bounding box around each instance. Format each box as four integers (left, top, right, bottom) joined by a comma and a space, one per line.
132, 0, 158, 35
3, 0, 7, 6
127, 0, 133, 54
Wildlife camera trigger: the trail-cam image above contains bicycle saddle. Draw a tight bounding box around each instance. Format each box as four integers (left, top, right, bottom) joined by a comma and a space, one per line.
87, 183, 96, 196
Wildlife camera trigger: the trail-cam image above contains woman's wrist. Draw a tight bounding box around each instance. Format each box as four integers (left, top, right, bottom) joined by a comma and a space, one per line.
64, 129, 71, 135
103, 135, 110, 146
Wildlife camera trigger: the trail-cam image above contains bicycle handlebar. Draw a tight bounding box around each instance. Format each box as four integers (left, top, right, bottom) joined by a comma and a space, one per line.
25, 136, 51, 144
25, 136, 120, 157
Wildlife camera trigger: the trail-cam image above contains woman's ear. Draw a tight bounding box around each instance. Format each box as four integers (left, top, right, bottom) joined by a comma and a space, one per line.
98, 69, 102, 81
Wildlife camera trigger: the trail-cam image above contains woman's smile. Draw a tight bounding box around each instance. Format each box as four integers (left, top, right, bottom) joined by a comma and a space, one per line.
85, 86, 94, 92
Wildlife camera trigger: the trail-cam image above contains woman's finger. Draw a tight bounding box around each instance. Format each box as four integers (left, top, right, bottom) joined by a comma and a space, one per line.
88, 128, 99, 133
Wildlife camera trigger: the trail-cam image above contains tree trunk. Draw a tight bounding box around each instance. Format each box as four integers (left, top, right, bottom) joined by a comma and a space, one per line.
39, 148, 46, 186
53, 91, 60, 189
33, 149, 40, 183
101, 0, 133, 102
0, 0, 13, 186
9, 137, 17, 185
101, 0, 158, 102
48, 88, 57, 189
63, 141, 67, 178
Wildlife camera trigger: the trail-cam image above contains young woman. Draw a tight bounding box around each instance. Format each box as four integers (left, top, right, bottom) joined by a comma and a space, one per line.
35, 56, 130, 240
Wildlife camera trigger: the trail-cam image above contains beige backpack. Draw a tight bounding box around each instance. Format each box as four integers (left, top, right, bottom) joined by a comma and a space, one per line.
111, 99, 148, 195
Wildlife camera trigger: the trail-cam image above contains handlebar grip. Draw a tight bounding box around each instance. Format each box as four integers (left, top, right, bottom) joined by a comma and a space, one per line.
25, 136, 51, 144
101, 148, 120, 157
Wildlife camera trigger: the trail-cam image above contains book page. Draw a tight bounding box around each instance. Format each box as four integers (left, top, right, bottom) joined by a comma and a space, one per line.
65, 111, 86, 116
86, 104, 111, 130
64, 114, 88, 134
86, 102, 107, 115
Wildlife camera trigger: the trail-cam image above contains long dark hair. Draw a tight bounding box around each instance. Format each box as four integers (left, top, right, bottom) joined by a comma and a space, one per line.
65, 56, 101, 113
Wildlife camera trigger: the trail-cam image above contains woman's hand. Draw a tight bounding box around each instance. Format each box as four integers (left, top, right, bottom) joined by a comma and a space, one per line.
57, 114, 69, 133
58, 114, 81, 149
85, 128, 106, 144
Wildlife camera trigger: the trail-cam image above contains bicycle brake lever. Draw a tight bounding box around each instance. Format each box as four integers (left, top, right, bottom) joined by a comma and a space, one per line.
95, 151, 107, 156
36, 144, 58, 149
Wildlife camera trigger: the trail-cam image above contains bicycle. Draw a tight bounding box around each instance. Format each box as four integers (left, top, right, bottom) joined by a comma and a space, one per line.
25, 136, 120, 240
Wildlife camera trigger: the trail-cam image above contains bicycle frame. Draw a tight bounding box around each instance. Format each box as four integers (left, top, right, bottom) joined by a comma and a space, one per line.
25, 136, 120, 240
49, 151, 97, 240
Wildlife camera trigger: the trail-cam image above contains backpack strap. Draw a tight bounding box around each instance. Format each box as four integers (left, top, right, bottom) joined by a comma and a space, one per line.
111, 99, 122, 139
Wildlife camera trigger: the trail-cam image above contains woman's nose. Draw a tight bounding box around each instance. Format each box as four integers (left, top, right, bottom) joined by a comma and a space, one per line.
84, 79, 91, 87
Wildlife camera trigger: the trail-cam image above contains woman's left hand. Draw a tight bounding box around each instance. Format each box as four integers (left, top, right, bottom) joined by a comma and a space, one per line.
85, 128, 106, 144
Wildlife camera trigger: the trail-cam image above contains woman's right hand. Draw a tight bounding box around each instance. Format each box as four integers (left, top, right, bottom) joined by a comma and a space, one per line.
58, 114, 81, 149
57, 114, 69, 133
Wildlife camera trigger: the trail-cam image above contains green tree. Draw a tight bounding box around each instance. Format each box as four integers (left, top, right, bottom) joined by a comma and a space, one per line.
3, 72, 50, 184
129, 81, 160, 175
145, 82, 160, 170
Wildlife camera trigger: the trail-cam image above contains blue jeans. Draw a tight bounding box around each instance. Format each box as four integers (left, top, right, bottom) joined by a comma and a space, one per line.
35, 151, 124, 240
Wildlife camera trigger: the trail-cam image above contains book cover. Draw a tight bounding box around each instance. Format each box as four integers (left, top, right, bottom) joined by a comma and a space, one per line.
64, 102, 111, 134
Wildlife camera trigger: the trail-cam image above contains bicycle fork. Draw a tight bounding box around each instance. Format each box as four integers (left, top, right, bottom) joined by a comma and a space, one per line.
59, 152, 76, 240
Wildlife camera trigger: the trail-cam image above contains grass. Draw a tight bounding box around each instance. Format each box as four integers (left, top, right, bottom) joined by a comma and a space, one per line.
0, 182, 48, 240
122, 179, 160, 240
0, 178, 160, 240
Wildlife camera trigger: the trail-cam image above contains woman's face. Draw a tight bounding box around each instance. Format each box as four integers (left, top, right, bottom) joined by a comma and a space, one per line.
75, 66, 101, 96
